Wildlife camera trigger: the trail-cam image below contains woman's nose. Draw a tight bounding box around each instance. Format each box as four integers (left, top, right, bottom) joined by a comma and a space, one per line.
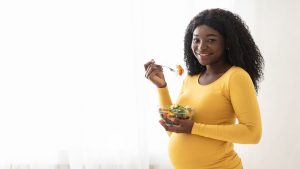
198, 41, 207, 50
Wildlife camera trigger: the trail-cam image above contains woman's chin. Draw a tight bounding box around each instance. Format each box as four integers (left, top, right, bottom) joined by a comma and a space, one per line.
197, 59, 208, 66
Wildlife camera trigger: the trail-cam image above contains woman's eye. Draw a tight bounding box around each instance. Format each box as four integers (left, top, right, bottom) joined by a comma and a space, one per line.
207, 39, 216, 43
192, 39, 199, 43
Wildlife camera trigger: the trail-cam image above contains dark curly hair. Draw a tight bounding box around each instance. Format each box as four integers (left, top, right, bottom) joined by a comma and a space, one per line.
184, 8, 264, 92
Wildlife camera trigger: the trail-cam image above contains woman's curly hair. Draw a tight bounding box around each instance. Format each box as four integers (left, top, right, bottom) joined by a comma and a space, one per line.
184, 8, 264, 92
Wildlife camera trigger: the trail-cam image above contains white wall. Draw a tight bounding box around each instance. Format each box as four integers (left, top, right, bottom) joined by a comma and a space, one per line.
242, 0, 300, 168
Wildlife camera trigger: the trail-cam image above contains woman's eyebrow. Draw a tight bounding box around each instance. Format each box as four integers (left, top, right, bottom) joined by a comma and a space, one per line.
206, 34, 217, 37
192, 34, 217, 37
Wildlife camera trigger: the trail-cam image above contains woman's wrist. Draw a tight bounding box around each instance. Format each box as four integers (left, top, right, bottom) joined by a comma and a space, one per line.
157, 82, 167, 88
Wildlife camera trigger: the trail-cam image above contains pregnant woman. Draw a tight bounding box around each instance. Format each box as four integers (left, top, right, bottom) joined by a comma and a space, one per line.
144, 8, 264, 169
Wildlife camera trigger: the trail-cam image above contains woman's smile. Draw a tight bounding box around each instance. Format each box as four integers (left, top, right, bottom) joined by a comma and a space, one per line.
195, 52, 212, 60
199, 53, 211, 57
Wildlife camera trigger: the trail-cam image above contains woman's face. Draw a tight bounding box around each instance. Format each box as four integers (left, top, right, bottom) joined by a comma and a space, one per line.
191, 25, 226, 66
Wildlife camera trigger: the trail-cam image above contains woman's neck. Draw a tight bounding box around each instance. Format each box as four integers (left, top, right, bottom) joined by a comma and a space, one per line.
205, 64, 231, 75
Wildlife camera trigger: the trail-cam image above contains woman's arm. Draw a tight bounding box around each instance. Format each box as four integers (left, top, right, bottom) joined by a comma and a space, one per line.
157, 77, 187, 137
191, 70, 262, 144
157, 87, 173, 137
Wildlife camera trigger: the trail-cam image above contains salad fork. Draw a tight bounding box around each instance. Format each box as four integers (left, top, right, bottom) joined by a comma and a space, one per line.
160, 65, 177, 73
157, 64, 184, 76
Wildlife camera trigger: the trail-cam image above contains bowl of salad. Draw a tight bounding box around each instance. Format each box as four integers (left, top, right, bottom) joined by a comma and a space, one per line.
158, 104, 193, 126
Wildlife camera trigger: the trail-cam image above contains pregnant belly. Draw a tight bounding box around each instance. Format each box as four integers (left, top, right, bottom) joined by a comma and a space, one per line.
168, 133, 234, 168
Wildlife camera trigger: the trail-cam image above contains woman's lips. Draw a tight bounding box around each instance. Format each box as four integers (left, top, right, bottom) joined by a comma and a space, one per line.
197, 53, 211, 59
200, 53, 210, 57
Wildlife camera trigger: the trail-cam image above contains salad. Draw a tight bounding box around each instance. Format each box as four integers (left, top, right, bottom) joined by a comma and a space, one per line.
159, 104, 193, 125
176, 65, 184, 76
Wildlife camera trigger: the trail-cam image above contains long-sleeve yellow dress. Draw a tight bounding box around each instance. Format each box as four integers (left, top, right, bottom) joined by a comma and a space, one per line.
157, 66, 262, 169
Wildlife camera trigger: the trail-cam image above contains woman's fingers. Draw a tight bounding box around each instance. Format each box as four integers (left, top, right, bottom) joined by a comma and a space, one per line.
145, 67, 162, 79
144, 59, 155, 71
159, 120, 169, 131
145, 64, 163, 79
164, 119, 194, 133
144, 60, 166, 87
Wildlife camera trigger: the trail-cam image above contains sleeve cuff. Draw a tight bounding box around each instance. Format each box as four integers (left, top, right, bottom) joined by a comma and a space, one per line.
191, 122, 203, 135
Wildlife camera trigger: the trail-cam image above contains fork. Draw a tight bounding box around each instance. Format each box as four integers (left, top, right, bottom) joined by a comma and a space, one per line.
159, 65, 179, 75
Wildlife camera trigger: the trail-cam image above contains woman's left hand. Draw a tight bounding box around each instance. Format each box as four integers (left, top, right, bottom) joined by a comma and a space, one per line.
159, 119, 194, 134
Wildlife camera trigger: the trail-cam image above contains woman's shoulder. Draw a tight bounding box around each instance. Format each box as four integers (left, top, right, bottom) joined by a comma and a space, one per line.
226, 66, 253, 85
227, 66, 250, 78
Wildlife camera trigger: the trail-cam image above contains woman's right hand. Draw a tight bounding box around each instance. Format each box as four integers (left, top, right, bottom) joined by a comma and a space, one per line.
144, 59, 167, 88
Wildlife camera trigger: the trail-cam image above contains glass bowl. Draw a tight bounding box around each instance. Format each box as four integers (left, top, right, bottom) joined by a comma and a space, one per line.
158, 105, 193, 126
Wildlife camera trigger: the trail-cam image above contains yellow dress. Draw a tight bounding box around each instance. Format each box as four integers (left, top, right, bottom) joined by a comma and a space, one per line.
157, 66, 262, 169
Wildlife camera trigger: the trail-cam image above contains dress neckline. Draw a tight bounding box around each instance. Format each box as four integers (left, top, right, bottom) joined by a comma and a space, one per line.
197, 66, 234, 87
